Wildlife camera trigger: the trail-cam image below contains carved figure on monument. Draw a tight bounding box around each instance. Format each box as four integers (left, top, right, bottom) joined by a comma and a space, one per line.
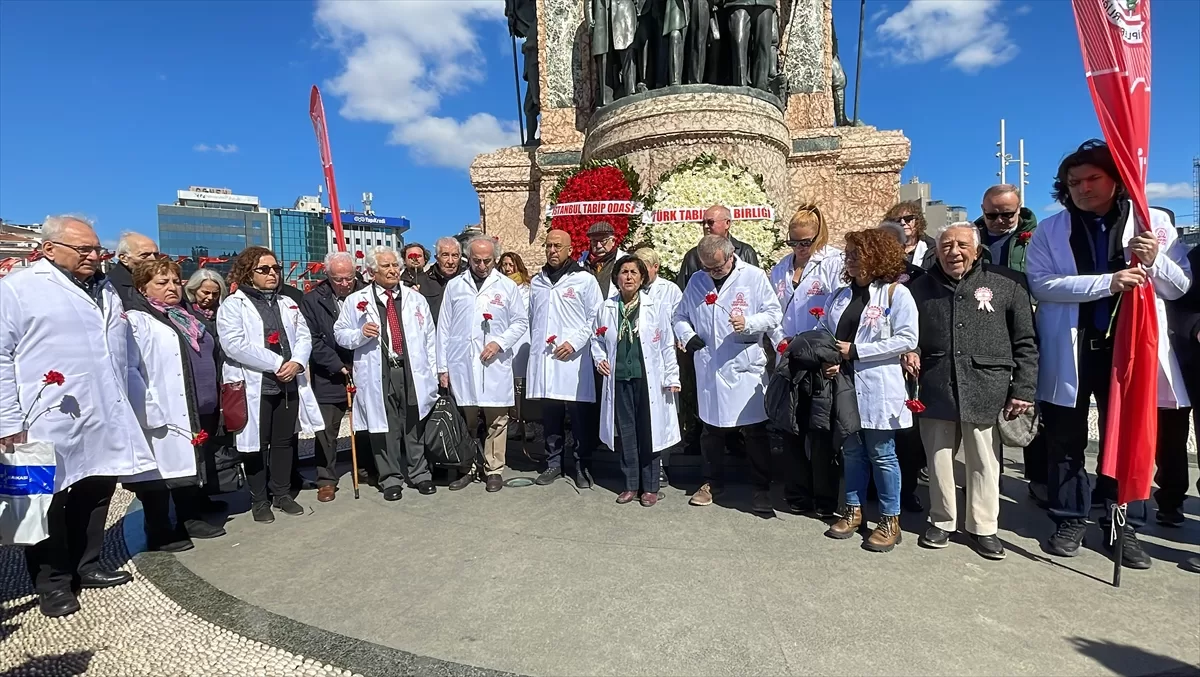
633, 0, 659, 93
587, 0, 639, 106
726, 0, 778, 91
506, 0, 540, 143
660, 0, 689, 87
831, 26, 852, 126
684, 0, 716, 84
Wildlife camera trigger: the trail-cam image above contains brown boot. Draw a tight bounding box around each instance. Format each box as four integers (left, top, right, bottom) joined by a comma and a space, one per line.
865, 515, 902, 552
825, 505, 863, 539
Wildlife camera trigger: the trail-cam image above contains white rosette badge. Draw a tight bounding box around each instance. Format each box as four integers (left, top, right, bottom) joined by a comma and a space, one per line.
975, 287, 995, 313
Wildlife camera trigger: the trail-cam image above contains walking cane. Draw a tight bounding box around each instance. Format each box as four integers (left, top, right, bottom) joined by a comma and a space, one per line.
346, 377, 361, 500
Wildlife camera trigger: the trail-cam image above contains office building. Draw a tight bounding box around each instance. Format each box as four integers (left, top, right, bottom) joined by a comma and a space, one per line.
270, 195, 330, 281
897, 177, 968, 236
0, 220, 41, 277
328, 212, 410, 255
158, 186, 269, 278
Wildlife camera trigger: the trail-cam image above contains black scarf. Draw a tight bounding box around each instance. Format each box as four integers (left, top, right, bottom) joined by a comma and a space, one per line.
543, 257, 584, 285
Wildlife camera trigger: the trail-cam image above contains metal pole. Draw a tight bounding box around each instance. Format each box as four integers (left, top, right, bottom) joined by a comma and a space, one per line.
998, 119, 1007, 184
852, 0, 865, 124
1019, 139, 1027, 206
511, 35, 527, 146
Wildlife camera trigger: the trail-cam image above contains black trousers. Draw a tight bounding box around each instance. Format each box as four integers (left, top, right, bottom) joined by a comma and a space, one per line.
1153, 406, 1195, 513
134, 484, 201, 547
702, 421, 770, 491
1023, 429, 1048, 484
896, 425, 926, 499
245, 390, 299, 504
1042, 339, 1146, 528
783, 430, 839, 511
542, 399, 595, 471
24, 475, 117, 596
615, 378, 660, 494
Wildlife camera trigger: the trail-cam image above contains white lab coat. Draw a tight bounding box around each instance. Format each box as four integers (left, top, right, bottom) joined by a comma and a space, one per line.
769, 246, 844, 337
124, 310, 200, 482
590, 292, 682, 452
673, 258, 783, 428
1027, 206, 1192, 408
646, 277, 684, 327
526, 266, 603, 402
0, 260, 155, 490
512, 283, 532, 379
216, 290, 323, 453
820, 281, 919, 430
436, 270, 530, 407
334, 283, 439, 429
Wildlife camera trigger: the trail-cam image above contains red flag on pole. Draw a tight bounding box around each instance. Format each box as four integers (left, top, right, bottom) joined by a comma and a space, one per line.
1071, 0, 1157, 506
287, 261, 300, 279
310, 86, 346, 253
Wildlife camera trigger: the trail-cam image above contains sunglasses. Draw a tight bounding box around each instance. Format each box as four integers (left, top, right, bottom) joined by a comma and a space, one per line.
701, 218, 728, 227
786, 237, 817, 248
896, 215, 918, 224
984, 211, 1018, 221
253, 265, 283, 274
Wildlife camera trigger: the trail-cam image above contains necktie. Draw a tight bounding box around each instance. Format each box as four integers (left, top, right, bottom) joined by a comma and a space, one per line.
384, 289, 404, 355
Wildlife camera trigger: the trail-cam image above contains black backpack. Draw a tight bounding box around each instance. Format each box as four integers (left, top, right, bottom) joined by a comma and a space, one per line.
423, 391, 477, 466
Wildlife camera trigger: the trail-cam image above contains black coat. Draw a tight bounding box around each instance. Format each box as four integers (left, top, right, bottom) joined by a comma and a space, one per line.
107, 262, 138, 309
676, 236, 761, 289
1166, 245, 1200, 406
402, 268, 445, 325
778, 330, 860, 446
909, 235, 937, 271
909, 262, 1039, 425
300, 279, 362, 404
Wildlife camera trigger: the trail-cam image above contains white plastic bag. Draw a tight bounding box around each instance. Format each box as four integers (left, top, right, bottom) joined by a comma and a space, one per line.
0, 440, 56, 546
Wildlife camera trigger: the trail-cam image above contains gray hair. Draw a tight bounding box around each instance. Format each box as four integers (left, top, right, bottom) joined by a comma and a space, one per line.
435, 236, 461, 255
877, 221, 907, 245
465, 234, 501, 258
184, 268, 228, 303
41, 214, 94, 241
697, 234, 735, 261
363, 245, 398, 271
116, 231, 154, 258
324, 250, 355, 270
941, 222, 981, 248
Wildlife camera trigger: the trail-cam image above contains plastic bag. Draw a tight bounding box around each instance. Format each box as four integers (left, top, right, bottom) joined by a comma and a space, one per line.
0, 440, 56, 546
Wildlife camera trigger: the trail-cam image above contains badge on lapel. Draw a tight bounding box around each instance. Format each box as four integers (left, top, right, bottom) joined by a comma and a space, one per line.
975, 287, 995, 313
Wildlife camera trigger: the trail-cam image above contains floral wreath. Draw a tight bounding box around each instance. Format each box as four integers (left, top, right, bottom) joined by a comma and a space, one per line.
629, 154, 781, 279
545, 158, 643, 259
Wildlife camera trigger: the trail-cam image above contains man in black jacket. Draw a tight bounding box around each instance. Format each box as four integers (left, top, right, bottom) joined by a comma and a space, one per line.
108, 231, 160, 308
906, 224, 1038, 560
1156, 243, 1199, 528
300, 251, 368, 501
675, 205, 761, 289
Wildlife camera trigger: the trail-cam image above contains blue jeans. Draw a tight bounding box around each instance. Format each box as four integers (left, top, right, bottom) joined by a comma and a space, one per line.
843, 429, 901, 517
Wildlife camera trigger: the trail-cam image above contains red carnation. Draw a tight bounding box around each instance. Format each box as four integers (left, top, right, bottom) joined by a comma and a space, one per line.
777, 340, 789, 355
191, 430, 209, 446
705, 292, 718, 305
43, 371, 65, 386
905, 399, 927, 414
357, 300, 368, 312
483, 313, 493, 321
546, 335, 557, 344
346, 385, 357, 395
1017, 231, 1033, 244
267, 331, 280, 345
809, 307, 825, 319
354, 250, 364, 259
596, 326, 607, 337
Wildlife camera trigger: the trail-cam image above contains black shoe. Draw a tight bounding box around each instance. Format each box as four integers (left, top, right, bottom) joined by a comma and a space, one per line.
751, 491, 774, 515
38, 590, 80, 618
273, 495, 304, 516
1156, 507, 1185, 528
785, 498, 815, 515
901, 492, 923, 513
194, 495, 228, 513
1045, 520, 1087, 557
149, 538, 194, 553
252, 501, 275, 523
448, 471, 475, 491
184, 519, 226, 540
917, 467, 930, 485
814, 505, 838, 519
1183, 556, 1200, 574
417, 480, 437, 495
575, 468, 593, 489
969, 533, 1006, 560
919, 525, 951, 549
535, 467, 562, 486
357, 469, 378, 487
1027, 482, 1049, 508
79, 570, 132, 589
383, 486, 403, 501
1103, 525, 1152, 569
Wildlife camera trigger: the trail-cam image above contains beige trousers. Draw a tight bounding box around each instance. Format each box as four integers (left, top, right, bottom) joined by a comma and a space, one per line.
462, 406, 510, 476
919, 419, 1002, 536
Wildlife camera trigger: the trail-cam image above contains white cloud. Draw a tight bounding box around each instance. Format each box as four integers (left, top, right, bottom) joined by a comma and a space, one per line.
193, 143, 238, 154
314, 0, 519, 171
876, 0, 1018, 73
1015, 5, 1032, 16
1145, 182, 1191, 200
1041, 202, 1064, 215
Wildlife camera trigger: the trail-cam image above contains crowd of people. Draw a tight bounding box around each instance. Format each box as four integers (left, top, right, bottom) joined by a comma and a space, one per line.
2, 139, 1198, 620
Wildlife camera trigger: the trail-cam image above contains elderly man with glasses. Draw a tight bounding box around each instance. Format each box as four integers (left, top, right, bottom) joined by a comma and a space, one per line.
676, 205, 761, 289
107, 231, 161, 308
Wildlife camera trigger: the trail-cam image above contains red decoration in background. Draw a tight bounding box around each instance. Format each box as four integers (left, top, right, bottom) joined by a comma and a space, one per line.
550, 165, 633, 258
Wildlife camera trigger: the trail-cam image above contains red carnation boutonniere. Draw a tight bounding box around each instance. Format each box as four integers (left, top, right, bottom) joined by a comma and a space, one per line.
596, 326, 607, 337
704, 292, 718, 305
483, 313, 493, 321
809, 307, 825, 320
267, 331, 280, 345
776, 340, 789, 355
1017, 231, 1033, 244
546, 335, 557, 346
191, 430, 209, 446
43, 371, 65, 386
356, 300, 369, 312
904, 399, 927, 414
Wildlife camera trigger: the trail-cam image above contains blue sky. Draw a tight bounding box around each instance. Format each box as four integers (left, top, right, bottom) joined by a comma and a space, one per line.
1, 0, 1197, 251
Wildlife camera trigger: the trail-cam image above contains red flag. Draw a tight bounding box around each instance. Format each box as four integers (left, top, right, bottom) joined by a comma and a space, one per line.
176, 255, 190, 263
26, 250, 42, 262
310, 86, 346, 253
1072, 0, 1157, 505
198, 256, 228, 269
287, 261, 299, 278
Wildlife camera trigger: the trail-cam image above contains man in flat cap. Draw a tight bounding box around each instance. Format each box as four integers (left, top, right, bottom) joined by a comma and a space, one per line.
584, 221, 627, 299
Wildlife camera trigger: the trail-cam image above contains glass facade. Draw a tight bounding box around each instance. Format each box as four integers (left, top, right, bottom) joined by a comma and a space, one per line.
157, 204, 268, 279
270, 209, 330, 280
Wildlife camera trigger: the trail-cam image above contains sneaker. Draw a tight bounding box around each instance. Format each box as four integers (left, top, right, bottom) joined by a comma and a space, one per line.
534, 467, 562, 486
251, 502, 274, 524
1103, 525, 1152, 570
273, 495, 304, 516
689, 482, 715, 507
751, 490, 774, 515
1045, 520, 1087, 557
969, 533, 1006, 560
1156, 507, 1185, 528
918, 525, 951, 549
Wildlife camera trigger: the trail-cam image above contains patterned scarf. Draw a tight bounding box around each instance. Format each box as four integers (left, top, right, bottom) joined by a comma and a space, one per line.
149, 297, 205, 353
617, 293, 640, 343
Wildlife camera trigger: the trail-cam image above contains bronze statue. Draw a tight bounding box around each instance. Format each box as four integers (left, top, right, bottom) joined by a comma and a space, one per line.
633, 0, 659, 93
831, 25, 851, 126
726, 0, 777, 90
660, 0, 689, 87
506, 0, 540, 143
587, 0, 639, 105
684, 0, 716, 84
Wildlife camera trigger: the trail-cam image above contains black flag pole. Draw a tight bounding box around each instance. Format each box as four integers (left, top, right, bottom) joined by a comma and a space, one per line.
1111, 503, 1125, 587
511, 35, 527, 146
852, 0, 865, 124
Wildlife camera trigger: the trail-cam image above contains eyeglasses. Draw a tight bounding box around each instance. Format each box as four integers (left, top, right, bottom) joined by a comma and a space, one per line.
50, 241, 107, 257
329, 275, 355, 284
786, 237, 817, 248
984, 211, 1018, 221
896, 215, 918, 224
253, 265, 283, 274
701, 259, 728, 274
135, 251, 168, 260
701, 218, 729, 227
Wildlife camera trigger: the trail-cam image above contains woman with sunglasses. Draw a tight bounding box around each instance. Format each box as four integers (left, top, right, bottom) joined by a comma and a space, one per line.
217, 247, 324, 524
883, 201, 937, 271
